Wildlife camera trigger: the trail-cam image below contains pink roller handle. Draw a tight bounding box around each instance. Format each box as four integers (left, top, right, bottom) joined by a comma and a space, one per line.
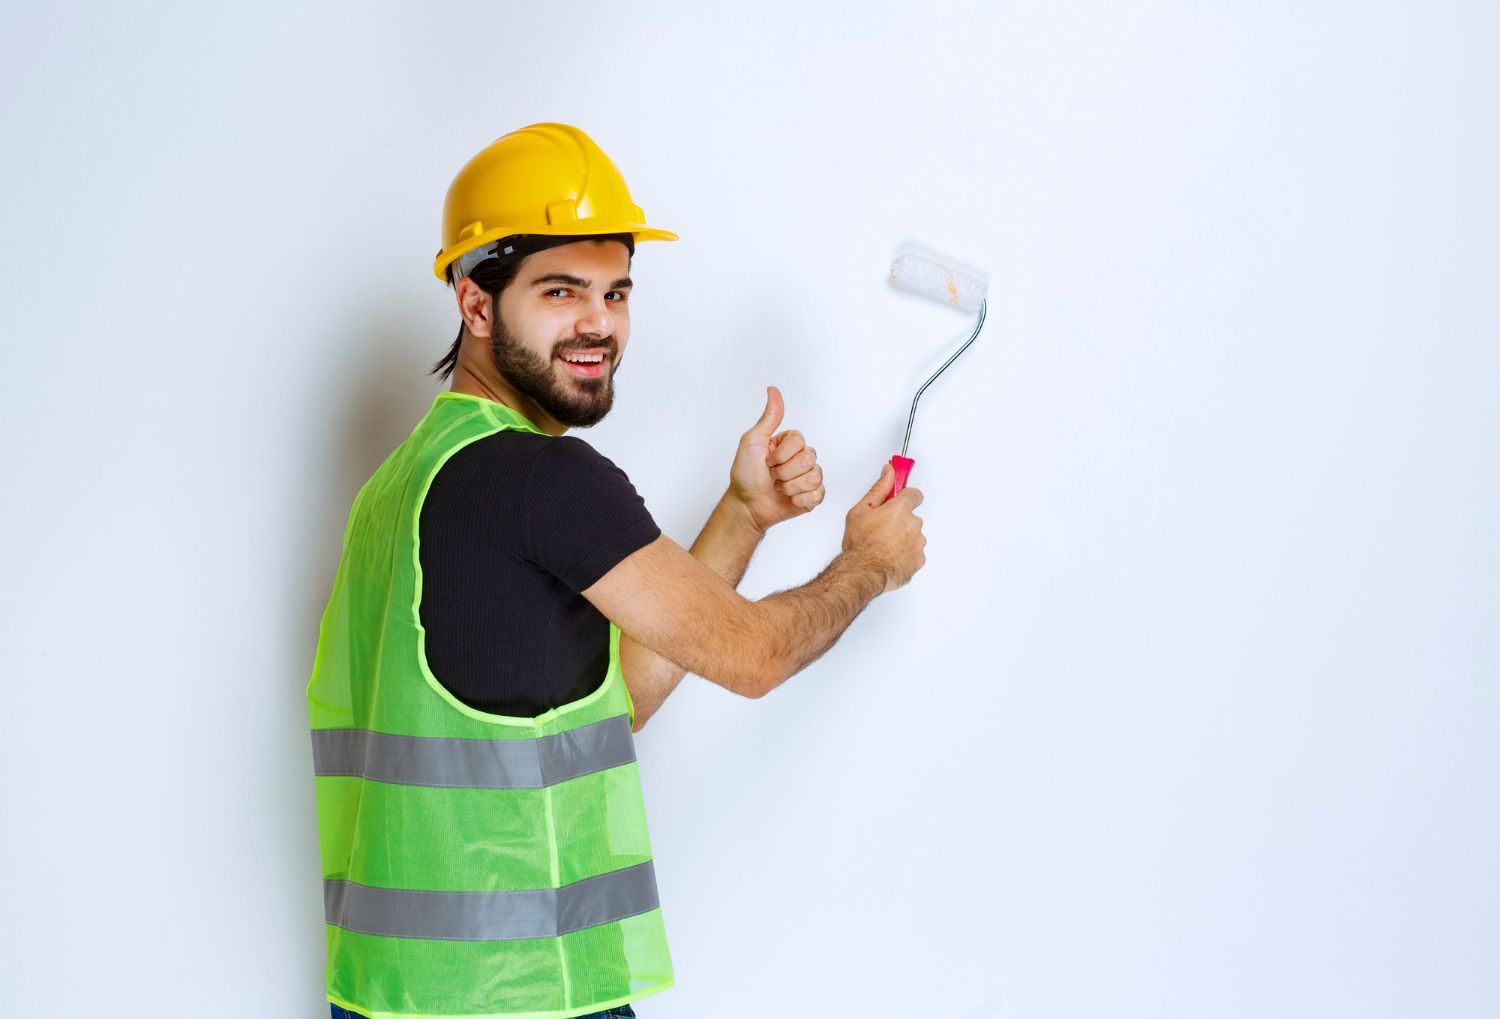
885, 454, 915, 502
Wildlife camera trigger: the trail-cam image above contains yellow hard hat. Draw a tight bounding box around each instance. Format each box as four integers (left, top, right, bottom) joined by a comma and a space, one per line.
434, 122, 678, 283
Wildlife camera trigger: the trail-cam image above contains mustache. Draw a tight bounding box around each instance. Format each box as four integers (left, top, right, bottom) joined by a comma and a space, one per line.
554, 337, 619, 358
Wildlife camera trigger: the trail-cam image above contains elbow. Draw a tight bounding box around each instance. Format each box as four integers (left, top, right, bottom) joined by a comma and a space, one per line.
733, 603, 791, 699
742, 657, 790, 700
703, 660, 779, 700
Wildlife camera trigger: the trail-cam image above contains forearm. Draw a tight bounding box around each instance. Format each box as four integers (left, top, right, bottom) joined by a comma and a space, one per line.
750, 548, 885, 696
621, 489, 765, 730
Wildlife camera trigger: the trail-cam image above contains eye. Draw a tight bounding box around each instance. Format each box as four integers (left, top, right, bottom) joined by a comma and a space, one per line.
545, 288, 571, 299
606, 290, 628, 302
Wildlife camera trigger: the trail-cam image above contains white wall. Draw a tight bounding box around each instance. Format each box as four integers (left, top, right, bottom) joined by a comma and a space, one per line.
2, 2, 1496, 1016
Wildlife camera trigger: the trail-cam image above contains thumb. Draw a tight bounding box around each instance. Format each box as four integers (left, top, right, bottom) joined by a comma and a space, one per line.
748, 385, 784, 440
863, 462, 894, 508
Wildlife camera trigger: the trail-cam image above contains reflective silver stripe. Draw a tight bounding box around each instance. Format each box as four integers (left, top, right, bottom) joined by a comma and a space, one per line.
324, 860, 660, 941
311, 714, 635, 789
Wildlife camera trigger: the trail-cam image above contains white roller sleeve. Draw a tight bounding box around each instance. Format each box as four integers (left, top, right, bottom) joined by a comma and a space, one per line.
888, 253, 988, 312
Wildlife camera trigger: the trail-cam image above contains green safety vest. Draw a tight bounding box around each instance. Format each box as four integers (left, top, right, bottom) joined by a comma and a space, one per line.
306, 390, 674, 1019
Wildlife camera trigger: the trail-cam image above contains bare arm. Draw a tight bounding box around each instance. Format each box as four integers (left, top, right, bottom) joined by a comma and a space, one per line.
587, 532, 887, 701
618, 489, 765, 731
603, 388, 923, 723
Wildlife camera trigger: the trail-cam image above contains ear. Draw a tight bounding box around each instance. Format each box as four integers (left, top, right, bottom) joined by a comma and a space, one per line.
456, 277, 494, 339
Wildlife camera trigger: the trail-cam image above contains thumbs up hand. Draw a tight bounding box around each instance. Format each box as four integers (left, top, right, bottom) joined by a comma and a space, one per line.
728, 385, 826, 532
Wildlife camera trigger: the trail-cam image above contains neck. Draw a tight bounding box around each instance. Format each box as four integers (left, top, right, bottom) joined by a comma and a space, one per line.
448, 360, 568, 436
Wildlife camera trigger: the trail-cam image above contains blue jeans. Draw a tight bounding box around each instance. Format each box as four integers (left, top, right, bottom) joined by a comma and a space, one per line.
332, 1005, 635, 1019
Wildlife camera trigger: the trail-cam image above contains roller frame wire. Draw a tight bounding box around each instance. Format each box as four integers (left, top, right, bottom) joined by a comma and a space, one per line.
900, 298, 988, 456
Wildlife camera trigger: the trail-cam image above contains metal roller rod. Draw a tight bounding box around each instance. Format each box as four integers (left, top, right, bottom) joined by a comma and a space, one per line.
900, 299, 988, 456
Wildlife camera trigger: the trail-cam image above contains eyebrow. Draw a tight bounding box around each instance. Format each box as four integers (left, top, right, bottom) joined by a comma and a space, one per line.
529, 273, 633, 290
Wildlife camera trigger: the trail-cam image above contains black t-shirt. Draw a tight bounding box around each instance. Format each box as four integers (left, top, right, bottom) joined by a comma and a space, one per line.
416, 431, 661, 717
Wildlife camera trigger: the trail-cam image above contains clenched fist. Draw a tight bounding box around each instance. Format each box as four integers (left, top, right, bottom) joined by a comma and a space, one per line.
728, 385, 826, 532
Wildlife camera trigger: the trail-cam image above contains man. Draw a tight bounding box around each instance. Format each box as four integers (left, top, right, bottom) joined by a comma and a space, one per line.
307, 122, 926, 1019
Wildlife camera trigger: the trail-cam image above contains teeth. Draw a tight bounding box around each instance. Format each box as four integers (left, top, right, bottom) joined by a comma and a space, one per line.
562, 353, 604, 363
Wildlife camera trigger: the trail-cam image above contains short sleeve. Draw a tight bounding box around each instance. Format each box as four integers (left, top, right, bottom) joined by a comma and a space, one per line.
521, 435, 662, 592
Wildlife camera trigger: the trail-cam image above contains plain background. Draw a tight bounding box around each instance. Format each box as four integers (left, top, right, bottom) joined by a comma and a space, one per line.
2, 2, 1496, 1017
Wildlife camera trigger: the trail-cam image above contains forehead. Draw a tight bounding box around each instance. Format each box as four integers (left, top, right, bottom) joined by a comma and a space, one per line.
523, 239, 631, 277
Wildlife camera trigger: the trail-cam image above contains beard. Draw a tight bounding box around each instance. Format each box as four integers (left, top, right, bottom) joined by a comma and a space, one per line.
489, 315, 619, 429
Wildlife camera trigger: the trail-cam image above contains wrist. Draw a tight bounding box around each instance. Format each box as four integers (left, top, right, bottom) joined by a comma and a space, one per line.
833, 544, 888, 597
722, 488, 767, 538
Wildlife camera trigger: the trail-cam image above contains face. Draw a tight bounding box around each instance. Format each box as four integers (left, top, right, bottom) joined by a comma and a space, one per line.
490, 239, 632, 429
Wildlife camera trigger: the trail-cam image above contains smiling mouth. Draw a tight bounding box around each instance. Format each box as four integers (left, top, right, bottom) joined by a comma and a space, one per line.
557, 351, 609, 379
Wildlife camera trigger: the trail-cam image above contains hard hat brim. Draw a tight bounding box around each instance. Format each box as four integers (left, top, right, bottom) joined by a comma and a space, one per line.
434, 222, 678, 282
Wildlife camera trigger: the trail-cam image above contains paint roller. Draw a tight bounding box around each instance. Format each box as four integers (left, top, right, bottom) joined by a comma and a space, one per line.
883, 252, 990, 500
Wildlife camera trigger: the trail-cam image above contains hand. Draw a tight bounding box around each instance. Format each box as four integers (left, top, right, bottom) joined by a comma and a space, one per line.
843, 463, 926, 593
728, 385, 827, 532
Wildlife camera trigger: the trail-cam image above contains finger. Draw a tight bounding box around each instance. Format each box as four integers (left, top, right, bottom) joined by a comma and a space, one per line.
767, 429, 805, 466
770, 447, 816, 482
863, 463, 895, 508
791, 487, 825, 509
775, 464, 823, 496
894, 486, 924, 510
747, 385, 784, 440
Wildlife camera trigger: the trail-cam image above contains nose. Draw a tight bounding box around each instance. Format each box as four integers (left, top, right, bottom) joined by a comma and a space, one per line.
575, 294, 613, 338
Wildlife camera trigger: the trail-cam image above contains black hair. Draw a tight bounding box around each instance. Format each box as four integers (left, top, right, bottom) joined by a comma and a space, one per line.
428, 232, 636, 383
